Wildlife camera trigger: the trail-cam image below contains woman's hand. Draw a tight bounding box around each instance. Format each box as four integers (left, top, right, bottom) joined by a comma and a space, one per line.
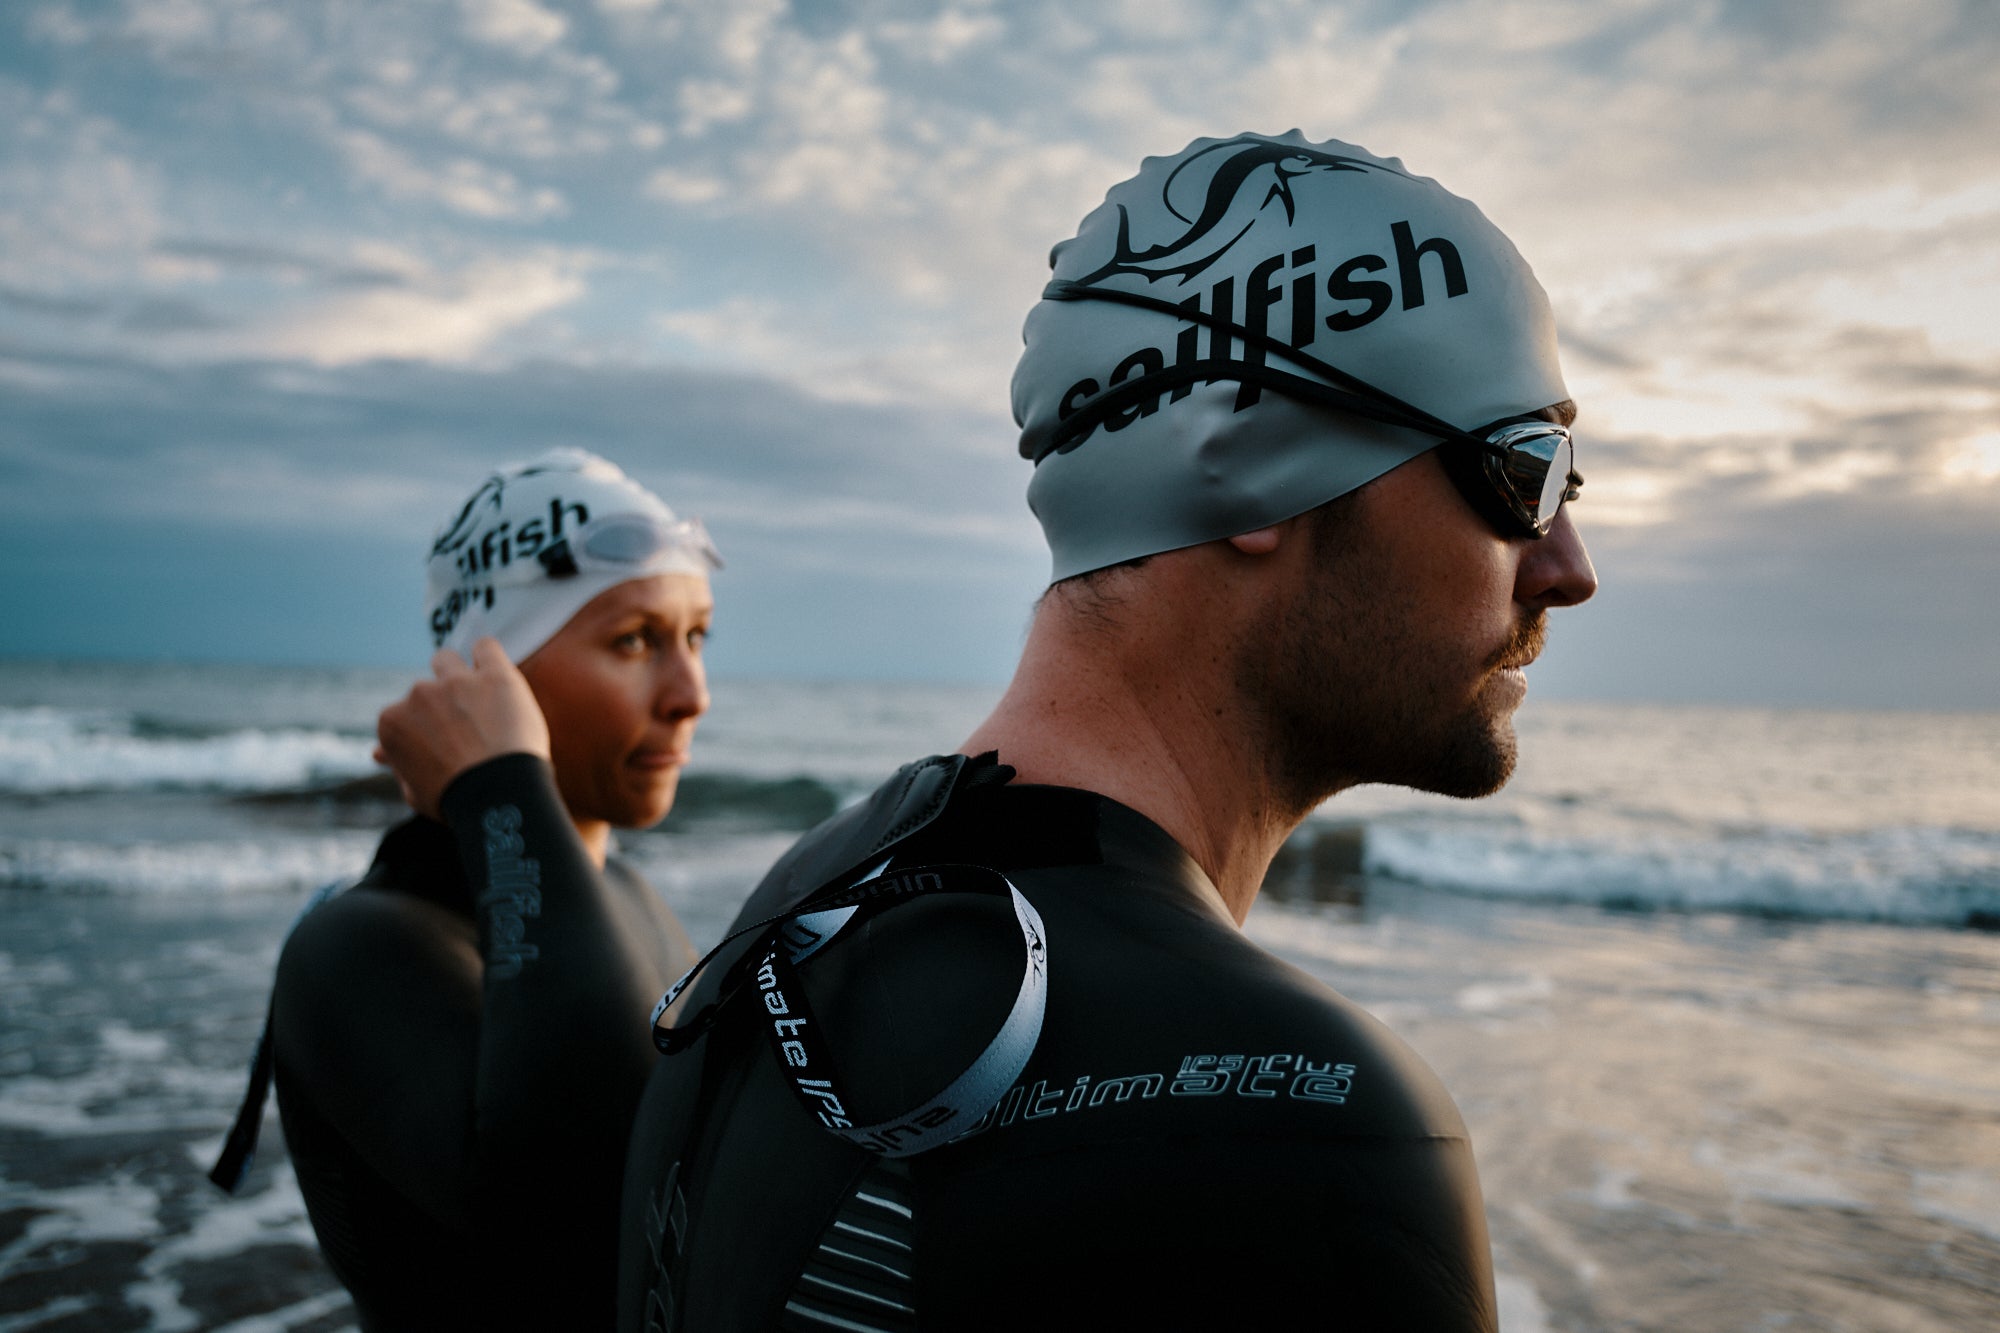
375, 637, 553, 818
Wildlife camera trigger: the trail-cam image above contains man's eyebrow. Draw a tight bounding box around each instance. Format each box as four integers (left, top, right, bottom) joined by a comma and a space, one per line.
1541, 398, 1578, 428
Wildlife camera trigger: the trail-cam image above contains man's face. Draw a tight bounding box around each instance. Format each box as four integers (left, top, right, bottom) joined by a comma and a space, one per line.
1244, 445, 1597, 809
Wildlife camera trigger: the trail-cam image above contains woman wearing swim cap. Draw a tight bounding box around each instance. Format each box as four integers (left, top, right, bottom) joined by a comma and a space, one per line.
259, 449, 720, 1331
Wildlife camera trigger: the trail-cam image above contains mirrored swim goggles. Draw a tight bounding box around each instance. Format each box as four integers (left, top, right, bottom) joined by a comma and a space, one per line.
488, 511, 723, 585
1024, 280, 1584, 539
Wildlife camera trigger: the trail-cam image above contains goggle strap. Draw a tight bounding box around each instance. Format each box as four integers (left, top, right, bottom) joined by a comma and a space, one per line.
538, 539, 580, 579
1030, 279, 1483, 461
1036, 358, 1474, 462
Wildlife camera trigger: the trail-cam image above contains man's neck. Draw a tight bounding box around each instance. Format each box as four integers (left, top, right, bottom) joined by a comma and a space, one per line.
959, 597, 1307, 925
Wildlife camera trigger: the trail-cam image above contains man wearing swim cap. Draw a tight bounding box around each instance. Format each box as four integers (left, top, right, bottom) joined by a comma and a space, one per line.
217, 449, 721, 1330
618, 132, 1596, 1329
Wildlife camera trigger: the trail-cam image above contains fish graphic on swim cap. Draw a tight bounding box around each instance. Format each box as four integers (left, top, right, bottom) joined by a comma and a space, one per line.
1069, 138, 1391, 288
1012, 130, 1569, 582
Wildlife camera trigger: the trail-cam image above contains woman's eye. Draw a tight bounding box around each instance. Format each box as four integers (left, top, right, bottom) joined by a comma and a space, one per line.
687, 627, 709, 652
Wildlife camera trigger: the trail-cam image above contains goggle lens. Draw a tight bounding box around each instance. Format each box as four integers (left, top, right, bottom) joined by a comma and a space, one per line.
509, 513, 721, 584
1480, 421, 1577, 537
1538, 434, 1574, 528
581, 514, 702, 565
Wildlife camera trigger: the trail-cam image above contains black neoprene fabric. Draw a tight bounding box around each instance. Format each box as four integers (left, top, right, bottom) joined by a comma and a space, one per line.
272, 754, 694, 1332
618, 757, 1498, 1331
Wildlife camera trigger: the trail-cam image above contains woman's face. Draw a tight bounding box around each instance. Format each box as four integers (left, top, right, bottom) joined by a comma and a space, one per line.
518, 573, 713, 834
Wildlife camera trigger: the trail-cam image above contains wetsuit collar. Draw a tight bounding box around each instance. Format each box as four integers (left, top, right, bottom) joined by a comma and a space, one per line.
909, 775, 1236, 928
1084, 789, 1237, 926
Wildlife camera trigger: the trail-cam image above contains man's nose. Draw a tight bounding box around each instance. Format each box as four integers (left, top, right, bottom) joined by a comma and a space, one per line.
1517, 508, 1597, 609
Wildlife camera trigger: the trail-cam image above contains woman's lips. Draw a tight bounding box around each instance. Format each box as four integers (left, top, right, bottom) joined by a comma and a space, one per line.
629, 748, 689, 771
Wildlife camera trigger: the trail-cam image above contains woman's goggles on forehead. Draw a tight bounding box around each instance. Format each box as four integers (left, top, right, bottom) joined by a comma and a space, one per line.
488, 512, 722, 585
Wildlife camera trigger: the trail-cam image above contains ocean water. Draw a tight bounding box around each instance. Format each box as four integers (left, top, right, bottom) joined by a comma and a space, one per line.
3, 659, 1997, 1330
3, 658, 1995, 927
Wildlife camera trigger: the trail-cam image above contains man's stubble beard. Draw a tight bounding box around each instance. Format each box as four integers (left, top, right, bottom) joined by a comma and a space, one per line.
1239, 516, 1537, 814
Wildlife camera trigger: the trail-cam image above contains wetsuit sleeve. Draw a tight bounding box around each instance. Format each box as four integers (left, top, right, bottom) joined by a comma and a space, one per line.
435, 754, 681, 1228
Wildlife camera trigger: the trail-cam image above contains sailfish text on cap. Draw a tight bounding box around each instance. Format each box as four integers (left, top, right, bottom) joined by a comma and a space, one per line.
1055, 137, 1471, 452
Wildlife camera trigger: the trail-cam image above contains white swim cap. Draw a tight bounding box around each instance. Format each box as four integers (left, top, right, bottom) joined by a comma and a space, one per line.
424, 448, 721, 662
1012, 130, 1569, 581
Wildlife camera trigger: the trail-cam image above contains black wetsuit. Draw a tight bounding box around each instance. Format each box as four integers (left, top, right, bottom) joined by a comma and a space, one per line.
272, 754, 694, 1332
618, 754, 1497, 1330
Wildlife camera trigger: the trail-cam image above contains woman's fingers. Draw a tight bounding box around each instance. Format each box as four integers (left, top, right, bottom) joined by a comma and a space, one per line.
372, 636, 552, 821
375, 698, 440, 818
469, 636, 513, 674
432, 647, 471, 678
466, 638, 550, 758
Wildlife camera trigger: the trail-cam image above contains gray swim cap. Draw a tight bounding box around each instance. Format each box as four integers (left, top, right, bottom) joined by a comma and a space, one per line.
425, 448, 720, 662
1012, 130, 1568, 581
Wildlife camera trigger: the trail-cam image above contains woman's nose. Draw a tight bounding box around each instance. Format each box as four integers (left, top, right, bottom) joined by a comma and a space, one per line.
655, 649, 710, 722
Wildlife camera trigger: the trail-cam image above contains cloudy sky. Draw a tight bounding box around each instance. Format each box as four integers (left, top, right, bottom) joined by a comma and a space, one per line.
1, 0, 1995, 708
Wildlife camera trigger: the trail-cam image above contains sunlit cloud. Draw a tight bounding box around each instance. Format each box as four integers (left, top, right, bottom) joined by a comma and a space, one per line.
242, 254, 589, 365
1942, 430, 2000, 484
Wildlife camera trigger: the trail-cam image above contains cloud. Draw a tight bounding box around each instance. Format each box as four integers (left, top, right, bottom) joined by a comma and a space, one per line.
643, 166, 727, 206
121, 297, 229, 334
1551, 475, 2000, 707
0, 81, 163, 286
0, 347, 1028, 538
677, 78, 754, 136
1943, 430, 2000, 482
0, 345, 1044, 682
335, 128, 568, 220
586, 0, 1955, 437
459, 0, 569, 56
337, 46, 658, 160
652, 288, 1019, 412
873, 9, 1006, 62
150, 239, 408, 289
0, 285, 107, 319
242, 253, 589, 365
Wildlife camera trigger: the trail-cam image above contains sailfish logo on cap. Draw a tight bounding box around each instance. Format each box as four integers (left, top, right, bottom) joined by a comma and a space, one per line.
429, 459, 585, 560
1074, 136, 1400, 288
431, 477, 505, 559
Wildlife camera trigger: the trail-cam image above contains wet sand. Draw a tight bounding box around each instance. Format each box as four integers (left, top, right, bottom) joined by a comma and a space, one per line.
1253, 865, 2000, 1331
5, 871, 1998, 1331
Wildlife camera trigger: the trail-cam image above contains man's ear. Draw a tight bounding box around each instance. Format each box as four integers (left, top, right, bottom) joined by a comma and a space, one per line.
1226, 525, 1282, 556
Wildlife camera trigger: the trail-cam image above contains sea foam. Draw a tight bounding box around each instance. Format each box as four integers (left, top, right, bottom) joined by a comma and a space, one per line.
1356, 818, 2000, 927
0, 834, 374, 896
0, 706, 376, 795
